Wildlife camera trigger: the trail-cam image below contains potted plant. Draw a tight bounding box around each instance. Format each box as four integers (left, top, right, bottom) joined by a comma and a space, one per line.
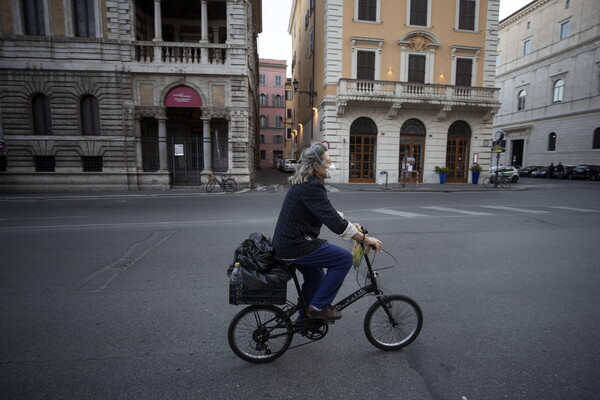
434, 166, 450, 184
470, 163, 482, 184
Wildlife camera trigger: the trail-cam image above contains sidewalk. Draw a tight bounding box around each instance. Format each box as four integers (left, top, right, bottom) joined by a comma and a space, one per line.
254, 168, 523, 192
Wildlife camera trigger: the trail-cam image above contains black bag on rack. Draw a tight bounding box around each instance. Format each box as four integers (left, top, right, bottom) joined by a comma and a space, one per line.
227, 232, 291, 290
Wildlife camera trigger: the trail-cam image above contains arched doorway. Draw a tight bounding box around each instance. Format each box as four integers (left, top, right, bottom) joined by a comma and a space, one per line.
446, 120, 471, 182
349, 117, 377, 182
399, 118, 426, 182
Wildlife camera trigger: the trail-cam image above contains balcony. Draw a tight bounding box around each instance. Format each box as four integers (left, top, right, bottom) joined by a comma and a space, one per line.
336, 79, 500, 119
133, 41, 243, 65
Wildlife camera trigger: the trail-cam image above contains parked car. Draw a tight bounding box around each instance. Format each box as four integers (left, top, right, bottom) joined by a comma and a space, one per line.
281, 159, 298, 172
530, 167, 549, 178
518, 165, 543, 177
568, 165, 600, 180
555, 165, 576, 179
489, 166, 520, 183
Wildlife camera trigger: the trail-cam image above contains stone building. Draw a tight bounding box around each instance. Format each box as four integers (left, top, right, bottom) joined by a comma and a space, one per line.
258, 58, 287, 169
0, 0, 262, 193
494, 0, 600, 168
288, 0, 501, 184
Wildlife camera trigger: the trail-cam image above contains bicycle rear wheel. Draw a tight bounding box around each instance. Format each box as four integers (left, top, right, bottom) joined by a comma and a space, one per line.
227, 305, 293, 363
364, 294, 423, 351
206, 180, 216, 192
223, 178, 237, 192
482, 177, 493, 188
500, 179, 511, 189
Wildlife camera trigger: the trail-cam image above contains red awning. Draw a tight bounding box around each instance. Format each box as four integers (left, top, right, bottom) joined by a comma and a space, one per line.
164, 86, 202, 108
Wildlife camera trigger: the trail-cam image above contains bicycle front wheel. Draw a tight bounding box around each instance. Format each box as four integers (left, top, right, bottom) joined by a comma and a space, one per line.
223, 179, 237, 192
364, 294, 423, 351
482, 177, 493, 188
227, 305, 293, 363
206, 180, 216, 192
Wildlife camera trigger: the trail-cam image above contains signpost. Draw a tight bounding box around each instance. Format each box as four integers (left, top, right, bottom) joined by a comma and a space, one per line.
492, 130, 506, 188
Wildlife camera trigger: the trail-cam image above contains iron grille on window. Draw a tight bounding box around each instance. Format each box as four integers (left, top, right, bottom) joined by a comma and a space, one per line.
35, 156, 55, 172
82, 156, 103, 172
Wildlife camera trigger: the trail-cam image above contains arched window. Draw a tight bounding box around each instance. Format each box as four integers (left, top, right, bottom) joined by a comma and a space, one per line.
80, 95, 100, 136
518, 90, 527, 111
350, 117, 378, 134
553, 80, 564, 103
73, 0, 96, 38
259, 93, 268, 106
592, 128, 600, 149
259, 115, 268, 128
31, 94, 52, 135
400, 118, 426, 136
548, 132, 557, 151
274, 94, 283, 107
275, 116, 283, 128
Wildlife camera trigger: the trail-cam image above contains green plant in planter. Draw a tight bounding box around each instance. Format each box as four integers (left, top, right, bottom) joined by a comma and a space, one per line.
470, 163, 482, 172
434, 166, 450, 174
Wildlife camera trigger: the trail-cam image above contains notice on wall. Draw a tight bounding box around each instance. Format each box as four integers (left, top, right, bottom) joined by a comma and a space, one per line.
174, 144, 184, 156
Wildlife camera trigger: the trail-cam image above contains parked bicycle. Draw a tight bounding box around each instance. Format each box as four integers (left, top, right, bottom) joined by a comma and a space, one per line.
227, 230, 423, 363
206, 173, 237, 192
482, 173, 511, 189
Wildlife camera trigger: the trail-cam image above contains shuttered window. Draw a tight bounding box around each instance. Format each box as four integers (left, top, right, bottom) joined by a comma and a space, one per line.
458, 0, 476, 31
408, 55, 426, 83
455, 58, 473, 87
22, 0, 46, 35
410, 0, 428, 26
73, 0, 96, 38
358, 0, 377, 22
357, 51, 375, 80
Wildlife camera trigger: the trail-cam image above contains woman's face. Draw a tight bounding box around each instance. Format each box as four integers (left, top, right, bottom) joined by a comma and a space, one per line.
313, 151, 332, 180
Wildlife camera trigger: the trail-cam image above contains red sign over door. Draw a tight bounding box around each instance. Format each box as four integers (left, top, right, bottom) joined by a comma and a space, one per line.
164, 86, 202, 108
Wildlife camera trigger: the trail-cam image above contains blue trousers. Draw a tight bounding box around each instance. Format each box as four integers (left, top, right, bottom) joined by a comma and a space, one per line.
292, 242, 352, 319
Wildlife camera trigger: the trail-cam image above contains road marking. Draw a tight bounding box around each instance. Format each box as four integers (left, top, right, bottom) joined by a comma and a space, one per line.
326, 185, 340, 192
480, 206, 549, 214
422, 206, 493, 216
548, 206, 597, 212
372, 208, 429, 218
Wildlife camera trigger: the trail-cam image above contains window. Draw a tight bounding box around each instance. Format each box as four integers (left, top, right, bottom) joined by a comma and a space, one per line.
358, 0, 377, 22
458, 0, 476, 31
548, 132, 557, 151
527, 21, 531, 29
523, 39, 531, 55
73, 0, 96, 38
593, 128, 600, 149
260, 115, 268, 128
260, 150, 266, 160
357, 50, 376, 80
32, 94, 52, 135
22, 0, 46, 35
518, 90, 527, 111
410, 0, 428, 26
0, 155, 6, 172
408, 54, 426, 83
560, 21, 569, 40
275, 116, 283, 128
35, 156, 55, 172
275, 75, 282, 86
565, 0, 570, 9
259, 74, 266, 85
274, 135, 283, 144
553, 80, 564, 103
455, 58, 473, 87
260, 134, 265, 144
274, 95, 283, 107
80, 95, 100, 136
259, 93, 268, 106
82, 156, 103, 172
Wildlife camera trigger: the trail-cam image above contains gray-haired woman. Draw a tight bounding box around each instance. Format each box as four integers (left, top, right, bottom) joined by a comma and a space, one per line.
272, 143, 382, 321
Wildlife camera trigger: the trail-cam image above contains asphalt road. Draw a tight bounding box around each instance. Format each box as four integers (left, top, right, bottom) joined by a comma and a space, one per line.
1, 180, 599, 400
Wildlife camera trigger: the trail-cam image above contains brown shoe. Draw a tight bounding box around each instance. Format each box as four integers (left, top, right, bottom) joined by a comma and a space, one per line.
307, 305, 342, 320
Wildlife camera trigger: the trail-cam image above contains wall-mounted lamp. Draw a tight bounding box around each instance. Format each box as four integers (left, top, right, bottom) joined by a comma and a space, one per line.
292, 79, 318, 98
387, 66, 393, 75
312, 107, 318, 113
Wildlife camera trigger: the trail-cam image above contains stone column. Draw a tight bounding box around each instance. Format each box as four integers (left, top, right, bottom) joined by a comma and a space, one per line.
158, 116, 168, 171
201, 1, 209, 42
153, 0, 163, 41
202, 117, 212, 171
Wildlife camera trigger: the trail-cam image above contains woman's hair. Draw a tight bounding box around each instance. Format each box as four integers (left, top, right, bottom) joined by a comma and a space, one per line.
288, 143, 327, 186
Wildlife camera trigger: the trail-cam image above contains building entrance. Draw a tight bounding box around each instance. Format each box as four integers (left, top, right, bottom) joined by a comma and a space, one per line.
349, 117, 377, 183
446, 121, 472, 183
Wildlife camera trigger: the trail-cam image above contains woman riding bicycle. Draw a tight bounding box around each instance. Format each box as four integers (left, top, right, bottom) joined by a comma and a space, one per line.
272, 143, 382, 321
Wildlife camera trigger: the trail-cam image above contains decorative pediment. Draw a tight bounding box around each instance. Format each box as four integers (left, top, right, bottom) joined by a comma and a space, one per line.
397, 30, 441, 51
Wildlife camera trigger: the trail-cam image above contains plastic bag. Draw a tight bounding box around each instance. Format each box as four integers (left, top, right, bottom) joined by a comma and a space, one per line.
227, 233, 291, 289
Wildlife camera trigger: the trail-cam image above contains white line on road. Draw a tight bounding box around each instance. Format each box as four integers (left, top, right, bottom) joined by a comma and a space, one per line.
372, 208, 429, 218
422, 206, 494, 216
548, 206, 597, 212
480, 206, 549, 214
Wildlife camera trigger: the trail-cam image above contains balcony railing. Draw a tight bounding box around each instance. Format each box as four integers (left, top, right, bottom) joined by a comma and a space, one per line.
338, 79, 500, 105
133, 41, 235, 65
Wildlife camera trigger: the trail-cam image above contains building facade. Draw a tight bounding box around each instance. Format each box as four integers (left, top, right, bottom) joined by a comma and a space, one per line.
258, 58, 286, 168
494, 0, 600, 168
0, 0, 262, 193
288, 0, 501, 184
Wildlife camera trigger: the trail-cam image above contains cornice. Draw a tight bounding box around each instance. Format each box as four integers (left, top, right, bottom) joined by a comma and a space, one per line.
499, 0, 552, 29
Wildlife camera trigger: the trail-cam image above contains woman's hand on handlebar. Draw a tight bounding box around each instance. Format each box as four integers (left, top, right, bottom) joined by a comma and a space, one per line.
363, 235, 382, 252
